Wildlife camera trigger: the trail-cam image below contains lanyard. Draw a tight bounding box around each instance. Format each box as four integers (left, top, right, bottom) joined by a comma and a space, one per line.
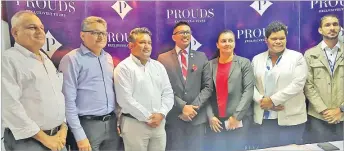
266, 55, 282, 70
324, 49, 338, 75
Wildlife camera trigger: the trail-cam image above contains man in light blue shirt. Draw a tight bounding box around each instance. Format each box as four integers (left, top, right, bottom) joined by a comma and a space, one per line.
59, 16, 119, 151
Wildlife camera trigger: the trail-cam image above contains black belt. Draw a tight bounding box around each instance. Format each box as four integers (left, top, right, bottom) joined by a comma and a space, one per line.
122, 113, 137, 120
6, 126, 60, 138
79, 112, 115, 121
43, 126, 60, 136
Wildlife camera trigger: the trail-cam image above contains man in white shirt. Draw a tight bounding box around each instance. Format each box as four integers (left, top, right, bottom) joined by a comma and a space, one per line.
252, 21, 308, 148
114, 27, 174, 151
2, 10, 67, 151
304, 14, 344, 143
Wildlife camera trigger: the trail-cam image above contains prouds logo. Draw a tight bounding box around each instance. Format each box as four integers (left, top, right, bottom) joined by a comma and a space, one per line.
112, 1, 132, 20
237, 28, 266, 43
107, 32, 129, 48
339, 27, 344, 43
311, 0, 344, 13
15, 0, 76, 17
166, 8, 215, 23
191, 35, 202, 50
250, 0, 273, 16
42, 30, 62, 57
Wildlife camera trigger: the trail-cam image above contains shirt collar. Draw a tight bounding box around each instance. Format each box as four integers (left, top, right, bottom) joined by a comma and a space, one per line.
14, 43, 48, 60
268, 48, 285, 59
80, 43, 105, 57
175, 44, 191, 55
130, 54, 150, 66
321, 40, 340, 51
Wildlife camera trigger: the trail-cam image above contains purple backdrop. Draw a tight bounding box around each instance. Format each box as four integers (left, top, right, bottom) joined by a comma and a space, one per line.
2, 0, 344, 66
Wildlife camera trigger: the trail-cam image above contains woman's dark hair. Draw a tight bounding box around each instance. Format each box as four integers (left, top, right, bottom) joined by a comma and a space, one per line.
212, 30, 235, 59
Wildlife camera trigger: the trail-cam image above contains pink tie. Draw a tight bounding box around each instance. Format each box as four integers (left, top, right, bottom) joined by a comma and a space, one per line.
181, 49, 188, 81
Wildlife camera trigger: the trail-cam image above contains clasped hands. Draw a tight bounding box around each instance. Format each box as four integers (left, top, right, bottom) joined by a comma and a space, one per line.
178, 105, 199, 122
35, 124, 68, 151
209, 116, 240, 132
146, 113, 165, 128
321, 108, 343, 124
260, 96, 284, 111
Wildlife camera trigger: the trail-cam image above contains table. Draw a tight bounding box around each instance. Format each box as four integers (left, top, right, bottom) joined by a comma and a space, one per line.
252, 141, 343, 151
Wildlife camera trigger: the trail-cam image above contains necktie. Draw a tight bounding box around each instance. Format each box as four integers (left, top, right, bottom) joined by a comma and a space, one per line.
181, 49, 188, 81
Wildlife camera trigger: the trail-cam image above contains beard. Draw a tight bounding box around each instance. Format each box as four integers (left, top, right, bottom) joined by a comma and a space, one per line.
323, 33, 339, 40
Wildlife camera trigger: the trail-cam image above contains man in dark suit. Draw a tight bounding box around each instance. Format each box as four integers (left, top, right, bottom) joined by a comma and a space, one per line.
157, 21, 213, 151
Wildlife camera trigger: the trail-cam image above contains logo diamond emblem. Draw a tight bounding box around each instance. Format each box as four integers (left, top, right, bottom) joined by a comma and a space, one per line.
191, 35, 202, 51
42, 30, 62, 57
250, 0, 273, 16
112, 1, 132, 20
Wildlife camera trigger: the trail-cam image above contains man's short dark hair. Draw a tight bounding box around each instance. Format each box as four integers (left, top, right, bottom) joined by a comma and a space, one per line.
319, 14, 340, 28
173, 21, 191, 31
265, 21, 288, 38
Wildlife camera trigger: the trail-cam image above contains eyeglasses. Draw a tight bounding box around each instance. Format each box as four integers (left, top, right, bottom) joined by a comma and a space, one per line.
82, 30, 108, 37
173, 30, 192, 36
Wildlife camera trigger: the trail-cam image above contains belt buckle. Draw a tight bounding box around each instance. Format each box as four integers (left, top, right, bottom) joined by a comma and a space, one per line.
49, 127, 57, 136
102, 115, 111, 121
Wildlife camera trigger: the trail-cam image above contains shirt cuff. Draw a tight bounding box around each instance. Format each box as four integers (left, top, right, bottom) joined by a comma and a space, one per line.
270, 96, 279, 106
158, 107, 168, 117
11, 123, 40, 140
71, 127, 87, 142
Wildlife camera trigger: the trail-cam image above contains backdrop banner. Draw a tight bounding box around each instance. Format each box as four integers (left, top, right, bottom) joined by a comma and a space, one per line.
2, 0, 344, 66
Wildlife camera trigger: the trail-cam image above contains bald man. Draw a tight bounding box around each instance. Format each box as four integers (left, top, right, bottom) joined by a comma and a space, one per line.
2, 10, 67, 151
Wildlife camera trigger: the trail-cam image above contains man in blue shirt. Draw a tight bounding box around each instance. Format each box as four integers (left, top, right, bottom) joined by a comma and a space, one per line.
59, 16, 119, 151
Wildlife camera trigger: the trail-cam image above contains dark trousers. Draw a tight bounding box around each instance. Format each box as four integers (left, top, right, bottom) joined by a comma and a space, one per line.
67, 115, 120, 151
259, 119, 305, 149
205, 116, 251, 151
304, 115, 343, 144
166, 119, 206, 151
3, 128, 67, 151
66, 128, 78, 151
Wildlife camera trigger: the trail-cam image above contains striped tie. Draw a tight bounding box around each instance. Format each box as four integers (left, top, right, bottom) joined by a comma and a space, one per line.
181, 49, 188, 81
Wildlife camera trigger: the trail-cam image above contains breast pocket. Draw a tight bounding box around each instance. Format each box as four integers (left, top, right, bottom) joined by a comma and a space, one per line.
337, 61, 344, 78
55, 72, 64, 91
150, 72, 162, 89
310, 63, 328, 79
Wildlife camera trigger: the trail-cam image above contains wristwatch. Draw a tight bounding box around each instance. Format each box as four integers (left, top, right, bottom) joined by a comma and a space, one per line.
340, 105, 344, 113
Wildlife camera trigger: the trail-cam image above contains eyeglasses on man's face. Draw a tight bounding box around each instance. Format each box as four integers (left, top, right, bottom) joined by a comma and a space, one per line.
82, 30, 108, 37
173, 30, 192, 36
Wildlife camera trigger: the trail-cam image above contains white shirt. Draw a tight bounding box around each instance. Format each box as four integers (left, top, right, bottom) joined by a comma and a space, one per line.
321, 41, 340, 75
2, 43, 65, 140
114, 54, 174, 122
264, 56, 280, 119
175, 45, 190, 69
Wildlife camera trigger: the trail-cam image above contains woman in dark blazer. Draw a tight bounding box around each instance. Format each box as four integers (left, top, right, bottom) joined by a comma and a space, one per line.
206, 30, 254, 151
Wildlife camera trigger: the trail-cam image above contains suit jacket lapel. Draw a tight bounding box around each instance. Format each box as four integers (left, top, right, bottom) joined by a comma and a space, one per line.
228, 55, 237, 80
260, 51, 269, 91
171, 49, 185, 88
212, 58, 218, 87
273, 49, 289, 85
186, 50, 195, 84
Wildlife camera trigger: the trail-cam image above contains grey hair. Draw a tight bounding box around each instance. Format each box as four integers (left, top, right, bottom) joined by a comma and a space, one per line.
11, 10, 36, 28
81, 16, 107, 31
128, 27, 152, 42
265, 21, 288, 38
